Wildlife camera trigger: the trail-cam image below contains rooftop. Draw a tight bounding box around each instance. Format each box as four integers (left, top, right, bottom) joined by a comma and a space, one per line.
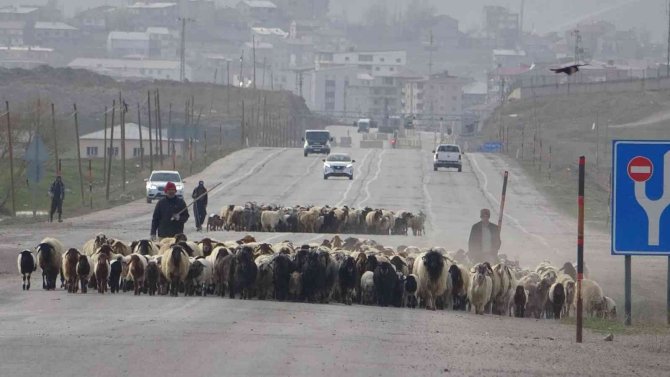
241, 1, 277, 9
0, 6, 38, 14
146, 27, 170, 35
35, 22, 78, 31
81, 123, 184, 142
127, 2, 177, 9
68, 58, 180, 70
108, 31, 150, 41
0, 46, 54, 52
493, 49, 527, 57
251, 27, 287, 37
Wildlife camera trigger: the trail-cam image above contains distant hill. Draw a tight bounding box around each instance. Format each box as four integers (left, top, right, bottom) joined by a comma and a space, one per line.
331, 0, 666, 42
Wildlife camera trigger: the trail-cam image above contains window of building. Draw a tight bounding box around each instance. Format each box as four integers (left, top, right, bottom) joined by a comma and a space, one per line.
325, 91, 335, 99
133, 147, 144, 157
380, 57, 385, 62
358, 54, 373, 62
108, 147, 119, 157
383, 77, 394, 85
325, 79, 336, 87
345, 56, 349, 61
396, 58, 401, 63
389, 67, 394, 71
417, 83, 424, 90
375, 67, 380, 71
86, 146, 98, 157
358, 64, 372, 70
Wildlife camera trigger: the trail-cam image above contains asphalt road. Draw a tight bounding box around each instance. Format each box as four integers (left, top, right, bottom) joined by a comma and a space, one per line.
0, 125, 668, 376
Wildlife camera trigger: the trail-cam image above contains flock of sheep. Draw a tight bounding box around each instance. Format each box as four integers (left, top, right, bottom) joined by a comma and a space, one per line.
17, 233, 617, 321
208, 204, 426, 236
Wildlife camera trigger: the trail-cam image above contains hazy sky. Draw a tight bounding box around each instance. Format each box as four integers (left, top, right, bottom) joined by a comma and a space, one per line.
331, 0, 668, 42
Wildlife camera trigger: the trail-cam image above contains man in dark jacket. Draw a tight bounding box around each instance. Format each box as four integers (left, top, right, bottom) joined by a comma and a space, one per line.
48, 176, 65, 223
192, 180, 208, 231
468, 208, 501, 264
150, 181, 189, 240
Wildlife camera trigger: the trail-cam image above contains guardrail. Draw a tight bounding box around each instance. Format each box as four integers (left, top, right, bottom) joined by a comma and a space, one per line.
395, 138, 422, 149
360, 140, 384, 149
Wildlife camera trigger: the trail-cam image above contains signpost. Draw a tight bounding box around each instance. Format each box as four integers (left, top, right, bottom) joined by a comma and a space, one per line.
24, 135, 49, 217
612, 140, 670, 325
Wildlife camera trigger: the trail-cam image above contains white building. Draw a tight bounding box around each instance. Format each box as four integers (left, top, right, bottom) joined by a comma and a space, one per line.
107, 31, 150, 57
68, 58, 189, 81
316, 50, 406, 76
80, 123, 186, 160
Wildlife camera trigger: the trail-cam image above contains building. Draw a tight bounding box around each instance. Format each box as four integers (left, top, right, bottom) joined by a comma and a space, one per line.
33, 22, 78, 46
68, 58, 189, 81
492, 49, 529, 69
316, 50, 406, 76
147, 27, 174, 59
0, 6, 38, 23
306, 65, 358, 114
483, 6, 519, 49
107, 31, 150, 57
236, 1, 279, 24
403, 71, 466, 126
273, 0, 328, 20
80, 123, 186, 160
74, 6, 115, 32
432, 15, 461, 49
126, 2, 178, 28
0, 21, 26, 45
0, 45, 54, 68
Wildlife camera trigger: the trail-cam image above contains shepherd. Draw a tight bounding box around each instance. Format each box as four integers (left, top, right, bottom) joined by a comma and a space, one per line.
48, 175, 65, 223
192, 180, 208, 232
150, 181, 189, 241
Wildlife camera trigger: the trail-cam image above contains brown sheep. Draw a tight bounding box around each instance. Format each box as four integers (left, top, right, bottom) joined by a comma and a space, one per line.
62, 248, 80, 293
95, 253, 110, 294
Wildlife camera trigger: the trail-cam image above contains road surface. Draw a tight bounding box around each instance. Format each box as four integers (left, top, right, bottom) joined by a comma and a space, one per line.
0, 126, 667, 376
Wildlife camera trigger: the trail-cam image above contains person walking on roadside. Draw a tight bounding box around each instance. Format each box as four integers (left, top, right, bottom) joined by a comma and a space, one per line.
192, 180, 208, 231
467, 208, 501, 264
150, 181, 189, 241
48, 175, 65, 223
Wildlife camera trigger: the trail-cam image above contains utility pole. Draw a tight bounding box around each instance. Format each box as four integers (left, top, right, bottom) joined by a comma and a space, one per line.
428, 29, 434, 132
5, 101, 15, 216
667, 0, 670, 76
178, 17, 194, 82
252, 35, 257, 89
239, 51, 244, 87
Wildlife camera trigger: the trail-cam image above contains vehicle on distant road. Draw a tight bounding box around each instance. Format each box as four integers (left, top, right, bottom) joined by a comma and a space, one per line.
323, 153, 355, 180
145, 170, 184, 203
303, 129, 332, 157
433, 144, 462, 172
356, 118, 370, 133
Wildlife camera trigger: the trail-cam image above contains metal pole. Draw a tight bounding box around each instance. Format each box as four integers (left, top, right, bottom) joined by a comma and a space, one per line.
106, 101, 115, 201
103, 106, 107, 183
138, 103, 144, 169
576, 156, 585, 343
88, 159, 93, 209
147, 91, 154, 171
73, 104, 85, 205
51, 103, 59, 175
241, 100, 245, 147
498, 171, 508, 230
625, 255, 632, 326
120, 95, 126, 192
5, 101, 16, 216
156, 90, 164, 166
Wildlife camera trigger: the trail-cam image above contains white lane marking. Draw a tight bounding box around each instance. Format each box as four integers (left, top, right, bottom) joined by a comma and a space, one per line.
335, 149, 373, 207
275, 155, 323, 202
468, 153, 556, 252
209, 148, 286, 197
356, 149, 386, 208
420, 152, 437, 234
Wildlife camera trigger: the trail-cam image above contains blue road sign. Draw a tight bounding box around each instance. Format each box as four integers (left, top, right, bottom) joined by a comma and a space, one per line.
23, 135, 49, 162
612, 140, 670, 255
26, 161, 43, 183
481, 141, 502, 153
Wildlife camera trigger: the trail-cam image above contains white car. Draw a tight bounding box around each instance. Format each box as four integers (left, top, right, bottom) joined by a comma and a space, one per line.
433, 144, 462, 172
323, 153, 355, 180
145, 170, 185, 203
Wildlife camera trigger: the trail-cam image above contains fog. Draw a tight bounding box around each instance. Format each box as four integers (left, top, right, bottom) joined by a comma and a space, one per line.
332, 0, 666, 41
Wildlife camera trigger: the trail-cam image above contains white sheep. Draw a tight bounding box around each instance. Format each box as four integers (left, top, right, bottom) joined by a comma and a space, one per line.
35, 237, 65, 290
161, 244, 191, 296
573, 279, 605, 318
413, 250, 450, 310
490, 263, 516, 315
360, 271, 375, 305
82, 233, 108, 257
468, 263, 493, 315
602, 296, 617, 319
17, 250, 37, 290
261, 209, 286, 232
255, 255, 274, 300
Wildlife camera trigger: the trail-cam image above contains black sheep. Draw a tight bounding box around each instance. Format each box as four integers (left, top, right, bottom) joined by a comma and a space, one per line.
76, 254, 90, 294
392, 272, 405, 307
373, 261, 397, 307
272, 254, 292, 301
404, 275, 418, 308
232, 246, 257, 299
448, 265, 467, 311
338, 256, 357, 305
550, 283, 565, 320
365, 255, 379, 272
514, 285, 527, 318
108, 258, 122, 293
301, 250, 325, 303
145, 262, 160, 296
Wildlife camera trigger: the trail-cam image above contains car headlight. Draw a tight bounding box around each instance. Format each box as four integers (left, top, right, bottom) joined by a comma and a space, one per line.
346, 164, 353, 169
324, 163, 331, 169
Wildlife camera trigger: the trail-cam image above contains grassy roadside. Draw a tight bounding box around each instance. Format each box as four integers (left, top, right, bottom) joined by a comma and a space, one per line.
0, 147, 239, 224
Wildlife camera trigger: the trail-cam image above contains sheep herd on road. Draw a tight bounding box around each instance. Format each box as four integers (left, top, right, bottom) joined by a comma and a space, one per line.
17, 233, 618, 321
207, 203, 427, 236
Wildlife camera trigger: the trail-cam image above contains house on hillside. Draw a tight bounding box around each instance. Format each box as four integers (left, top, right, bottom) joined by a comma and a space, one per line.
80, 123, 186, 160
33, 22, 79, 46
68, 57, 189, 81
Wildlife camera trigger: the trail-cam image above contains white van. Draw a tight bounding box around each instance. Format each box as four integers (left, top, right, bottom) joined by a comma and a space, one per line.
432, 144, 462, 172
302, 130, 333, 157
